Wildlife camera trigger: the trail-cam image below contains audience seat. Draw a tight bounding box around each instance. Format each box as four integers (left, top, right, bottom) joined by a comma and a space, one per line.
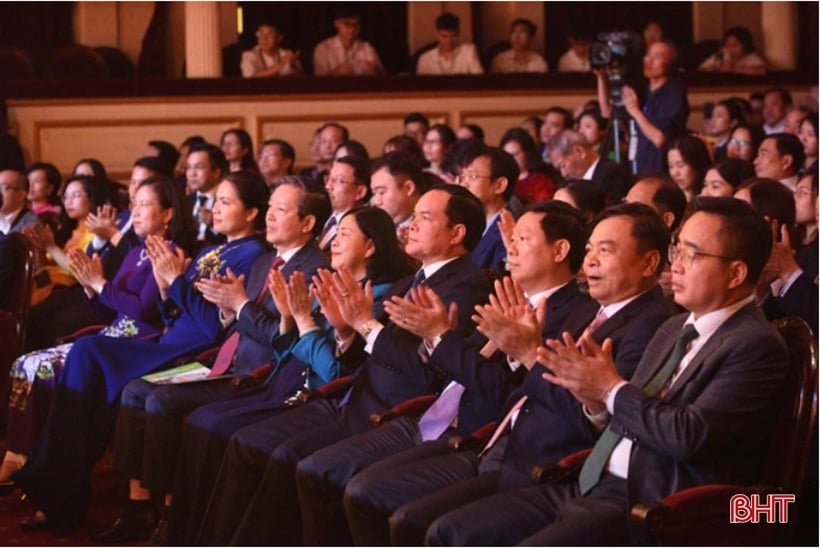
483, 40, 511, 71
0, 47, 38, 79
94, 47, 136, 79
0, 233, 37, 419
630, 316, 818, 545
44, 44, 110, 80
369, 394, 437, 427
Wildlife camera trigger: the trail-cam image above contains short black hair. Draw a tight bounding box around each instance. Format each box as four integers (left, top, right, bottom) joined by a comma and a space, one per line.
383, 135, 424, 163
545, 106, 573, 131
459, 124, 485, 143
591, 202, 670, 276
712, 158, 755, 190
558, 179, 606, 223
523, 200, 588, 273
261, 138, 296, 172
134, 155, 173, 178
763, 87, 793, 107
428, 183, 485, 252
335, 155, 372, 202
317, 122, 350, 142
26, 162, 61, 200
435, 12, 460, 31
461, 145, 519, 202
371, 151, 427, 195
764, 133, 805, 174
404, 112, 430, 128
650, 178, 687, 232
187, 142, 228, 177
147, 140, 179, 176
690, 196, 771, 286
510, 18, 536, 36
724, 26, 757, 53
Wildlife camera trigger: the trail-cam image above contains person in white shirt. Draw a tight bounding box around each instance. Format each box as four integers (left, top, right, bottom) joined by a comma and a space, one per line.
312, 12, 384, 76
557, 32, 592, 72
698, 26, 766, 76
240, 23, 302, 78
753, 133, 805, 192
416, 12, 483, 75
762, 87, 792, 135
490, 19, 548, 74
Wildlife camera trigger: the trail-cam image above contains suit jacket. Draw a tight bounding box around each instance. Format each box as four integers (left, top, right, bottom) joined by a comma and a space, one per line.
91, 211, 142, 281
614, 304, 787, 507
471, 215, 507, 274
8, 207, 39, 234
428, 279, 590, 436
187, 193, 225, 247
341, 254, 492, 433
234, 241, 329, 376
497, 285, 678, 488
591, 158, 633, 206
0, 232, 18, 308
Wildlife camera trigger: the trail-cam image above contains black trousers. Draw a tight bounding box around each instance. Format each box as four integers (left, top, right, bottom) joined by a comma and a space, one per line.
296, 416, 452, 545
112, 377, 234, 493
426, 474, 629, 546
195, 398, 345, 546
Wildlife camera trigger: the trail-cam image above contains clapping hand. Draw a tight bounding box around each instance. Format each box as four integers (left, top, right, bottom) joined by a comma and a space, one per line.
536, 332, 620, 413
68, 248, 105, 295
497, 209, 516, 252
285, 271, 315, 335
312, 269, 351, 339
86, 204, 119, 240
472, 277, 546, 367
23, 222, 56, 252
325, 266, 374, 334
146, 234, 189, 295
195, 267, 248, 315
383, 285, 457, 343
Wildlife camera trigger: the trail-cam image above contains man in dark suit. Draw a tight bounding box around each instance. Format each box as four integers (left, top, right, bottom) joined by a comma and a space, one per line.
194, 184, 492, 545
185, 142, 228, 249
317, 155, 370, 252
548, 129, 633, 205
0, 192, 21, 309
93, 176, 330, 543
295, 200, 590, 545
426, 197, 788, 546
457, 145, 518, 274
343, 202, 679, 545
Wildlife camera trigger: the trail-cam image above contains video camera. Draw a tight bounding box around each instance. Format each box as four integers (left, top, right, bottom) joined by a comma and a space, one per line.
588, 31, 642, 109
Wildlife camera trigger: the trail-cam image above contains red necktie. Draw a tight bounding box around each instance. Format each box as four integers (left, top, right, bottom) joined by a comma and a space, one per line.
208, 256, 285, 377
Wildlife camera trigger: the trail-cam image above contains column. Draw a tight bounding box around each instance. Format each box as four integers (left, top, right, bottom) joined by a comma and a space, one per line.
185, 1, 222, 77
761, 2, 797, 70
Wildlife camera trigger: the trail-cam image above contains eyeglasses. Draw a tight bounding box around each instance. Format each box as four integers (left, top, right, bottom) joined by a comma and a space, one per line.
668, 242, 735, 268
455, 171, 492, 184
62, 191, 86, 202
260, 152, 282, 160
729, 138, 751, 148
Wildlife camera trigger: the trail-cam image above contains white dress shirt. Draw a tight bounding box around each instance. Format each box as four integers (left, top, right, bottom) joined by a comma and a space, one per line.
312, 36, 383, 75
490, 50, 548, 73
416, 43, 484, 75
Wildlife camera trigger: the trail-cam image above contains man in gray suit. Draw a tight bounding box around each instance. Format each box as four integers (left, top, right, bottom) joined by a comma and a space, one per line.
0, 169, 39, 235
426, 196, 789, 546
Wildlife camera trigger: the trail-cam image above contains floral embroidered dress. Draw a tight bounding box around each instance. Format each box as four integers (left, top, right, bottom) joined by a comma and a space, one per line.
7, 244, 164, 456
14, 235, 266, 532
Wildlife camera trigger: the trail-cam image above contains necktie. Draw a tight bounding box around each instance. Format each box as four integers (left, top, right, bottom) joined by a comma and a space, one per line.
407, 269, 426, 296
208, 256, 286, 377
418, 382, 466, 441
318, 216, 337, 249
577, 323, 699, 494
480, 395, 528, 457
584, 308, 608, 337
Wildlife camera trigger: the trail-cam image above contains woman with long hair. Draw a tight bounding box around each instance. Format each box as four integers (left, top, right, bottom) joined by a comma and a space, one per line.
423, 124, 456, 182
221, 128, 259, 173
500, 128, 556, 205
666, 135, 711, 201
1, 177, 192, 490
11, 173, 270, 533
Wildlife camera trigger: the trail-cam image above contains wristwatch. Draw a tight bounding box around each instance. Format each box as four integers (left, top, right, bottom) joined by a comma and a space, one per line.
358, 319, 381, 338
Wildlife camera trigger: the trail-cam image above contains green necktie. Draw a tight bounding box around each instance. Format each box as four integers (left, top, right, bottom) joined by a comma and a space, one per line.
577, 324, 699, 494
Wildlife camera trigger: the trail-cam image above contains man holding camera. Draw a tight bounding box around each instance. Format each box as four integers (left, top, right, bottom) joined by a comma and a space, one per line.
597, 40, 689, 176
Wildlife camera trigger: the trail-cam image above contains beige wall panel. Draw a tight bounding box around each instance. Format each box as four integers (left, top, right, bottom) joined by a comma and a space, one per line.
34, 118, 242, 182
8, 85, 813, 182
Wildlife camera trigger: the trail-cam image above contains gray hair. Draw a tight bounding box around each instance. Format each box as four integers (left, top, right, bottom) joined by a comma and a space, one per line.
547, 130, 591, 156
